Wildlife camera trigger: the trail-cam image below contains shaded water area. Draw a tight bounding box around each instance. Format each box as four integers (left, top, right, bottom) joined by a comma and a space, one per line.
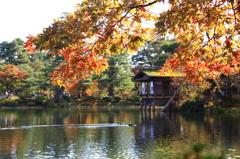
0, 107, 240, 158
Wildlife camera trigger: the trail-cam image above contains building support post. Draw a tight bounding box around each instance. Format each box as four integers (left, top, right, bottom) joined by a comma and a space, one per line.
148, 102, 152, 110
144, 102, 147, 111
140, 101, 144, 110
152, 102, 156, 111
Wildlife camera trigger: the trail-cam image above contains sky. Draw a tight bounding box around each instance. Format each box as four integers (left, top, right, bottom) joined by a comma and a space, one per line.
0, 0, 168, 43
0, 0, 80, 42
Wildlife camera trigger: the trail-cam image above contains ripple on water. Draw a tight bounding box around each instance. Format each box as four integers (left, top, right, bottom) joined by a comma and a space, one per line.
0, 123, 133, 130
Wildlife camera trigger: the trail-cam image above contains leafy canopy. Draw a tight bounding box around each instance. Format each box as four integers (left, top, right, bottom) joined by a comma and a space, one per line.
0, 64, 28, 90
156, 0, 240, 83
25, 0, 158, 86
25, 0, 240, 85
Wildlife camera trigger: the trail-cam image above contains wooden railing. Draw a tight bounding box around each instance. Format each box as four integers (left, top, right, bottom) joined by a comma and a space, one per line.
138, 90, 177, 95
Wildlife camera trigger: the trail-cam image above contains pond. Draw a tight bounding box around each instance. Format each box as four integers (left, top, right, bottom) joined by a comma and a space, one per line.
0, 107, 240, 158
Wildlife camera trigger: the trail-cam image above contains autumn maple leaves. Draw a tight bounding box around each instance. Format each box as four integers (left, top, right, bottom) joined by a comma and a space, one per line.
25, 0, 240, 85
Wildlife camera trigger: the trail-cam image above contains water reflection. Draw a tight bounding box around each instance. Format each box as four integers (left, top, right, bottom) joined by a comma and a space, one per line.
0, 107, 239, 158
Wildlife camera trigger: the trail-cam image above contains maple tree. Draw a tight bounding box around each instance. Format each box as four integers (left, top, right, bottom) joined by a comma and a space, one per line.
0, 64, 28, 98
85, 80, 100, 96
25, 0, 240, 85
64, 81, 80, 95
156, 0, 240, 83
25, 0, 157, 85
64, 78, 97, 98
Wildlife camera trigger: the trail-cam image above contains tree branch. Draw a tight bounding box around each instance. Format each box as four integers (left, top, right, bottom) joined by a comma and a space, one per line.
129, 1, 158, 9
114, 1, 158, 27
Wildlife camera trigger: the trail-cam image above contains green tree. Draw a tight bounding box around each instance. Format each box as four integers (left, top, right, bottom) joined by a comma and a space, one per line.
15, 51, 30, 65
96, 53, 134, 98
17, 59, 47, 96
43, 55, 66, 102
161, 39, 180, 54
154, 54, 169, 67
0, 38, 66, 102
132, 38, 179, 67
0, 38, 26, 65
132, 39, 163, 67
16, 63, 36, 97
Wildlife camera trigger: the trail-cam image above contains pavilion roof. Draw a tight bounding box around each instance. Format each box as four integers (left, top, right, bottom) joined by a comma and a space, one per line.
132, 69, 185, 82
143, 70, 185, 77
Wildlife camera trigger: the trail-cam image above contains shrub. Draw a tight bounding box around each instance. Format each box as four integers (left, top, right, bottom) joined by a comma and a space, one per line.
84, 96, 97, 100
0, 99, 6, 106
118, 101, 131, 106
102, 96, 114, 103
58, 102, 71, 108
211, 106, 226, 113
6, 101, 19, 107
132, 95, 141, 102
113, 97, 121, 103
17, 92, 25, 99
43, 99, 57, 108
35, 96, 46, 105
62, 95, 71, 102
27, 102, 36, 106
16, 99, 23, 105
59, 98, 68, 103
180, 98, 206, 112
126, 98, 134, 102
21, 99, 35, 106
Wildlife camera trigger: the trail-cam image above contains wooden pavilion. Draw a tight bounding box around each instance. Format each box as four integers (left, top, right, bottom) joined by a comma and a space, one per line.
131, 68, 184, 111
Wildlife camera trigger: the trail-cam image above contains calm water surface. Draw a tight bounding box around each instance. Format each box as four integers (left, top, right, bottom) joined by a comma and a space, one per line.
0, 107, 240, 158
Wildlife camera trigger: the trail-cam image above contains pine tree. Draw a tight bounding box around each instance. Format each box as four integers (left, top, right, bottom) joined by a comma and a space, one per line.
95, 53, 134, 99
132, 38, 179, 67
0, 38, 26, 64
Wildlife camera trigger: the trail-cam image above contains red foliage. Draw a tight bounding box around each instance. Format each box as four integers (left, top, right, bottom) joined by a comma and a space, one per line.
0, 64, 28, 89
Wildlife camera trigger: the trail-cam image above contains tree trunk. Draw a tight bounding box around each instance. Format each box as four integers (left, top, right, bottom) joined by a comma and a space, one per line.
225, 76, 233, 107
108, 84, 114, 97
81, 87, 87, 97
53, 87, 65, 103
212, 76, 233, 107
